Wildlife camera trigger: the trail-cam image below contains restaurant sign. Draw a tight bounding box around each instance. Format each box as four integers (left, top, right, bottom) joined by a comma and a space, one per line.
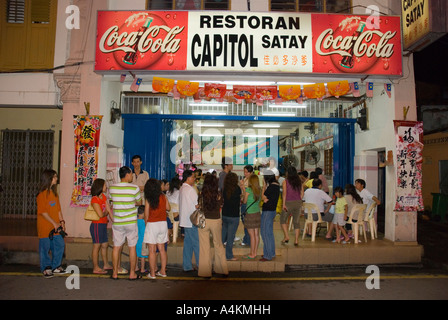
95, 11, 402, 77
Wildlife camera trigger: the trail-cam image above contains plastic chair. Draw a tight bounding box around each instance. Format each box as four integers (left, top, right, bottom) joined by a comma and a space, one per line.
364, 202, 377, 240
346, 204, 367, 244
168, 202, 179, 243
302, 202, 328, 242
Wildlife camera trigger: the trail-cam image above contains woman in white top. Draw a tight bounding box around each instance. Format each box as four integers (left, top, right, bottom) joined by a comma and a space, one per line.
166, 175, 182, 242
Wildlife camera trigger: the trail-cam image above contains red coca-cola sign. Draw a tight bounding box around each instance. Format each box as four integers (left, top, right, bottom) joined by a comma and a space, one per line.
312, 14, 402, 76
95, 11, 188, 71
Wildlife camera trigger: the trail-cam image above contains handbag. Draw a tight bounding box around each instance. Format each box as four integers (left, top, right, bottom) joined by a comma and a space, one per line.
190, 198, 206, 229
84, 204, 100, 221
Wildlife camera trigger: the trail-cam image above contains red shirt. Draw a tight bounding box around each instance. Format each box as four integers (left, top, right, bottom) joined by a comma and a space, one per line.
90, 193, 109, 224
147, 195, 167, 223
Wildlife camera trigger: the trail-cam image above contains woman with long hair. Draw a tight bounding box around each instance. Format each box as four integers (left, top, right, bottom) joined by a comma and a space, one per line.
221, 172, 242, 261
143, 178, 170, 279
36, 169, 66, 278
166, 175, 182, 242
242, 174, 262, 259
198, 174, 228, 278
344, 183, 363, 239
280, 166, 304, 245
89, 178, 112, 274
260, 172, 280, 261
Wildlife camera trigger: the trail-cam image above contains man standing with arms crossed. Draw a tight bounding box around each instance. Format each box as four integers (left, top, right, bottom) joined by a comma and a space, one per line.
109, 166, 142, 280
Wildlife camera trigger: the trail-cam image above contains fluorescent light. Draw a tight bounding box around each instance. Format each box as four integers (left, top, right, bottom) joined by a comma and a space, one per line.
253, 124, 281, 128
222, 81, 275, 86
195, 122, 225, 127
262, 112, 296, 117
269, 103, 307, 109
243, 135, 274, 138
276, 82, 315, 85
189, 103, 229, 107
199, 134, 224, 137
192, 111, 227, 115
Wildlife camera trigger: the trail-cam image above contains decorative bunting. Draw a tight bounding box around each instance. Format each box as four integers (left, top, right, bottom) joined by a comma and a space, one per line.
366, 82, 374, 98
350, 82, 360, 97
152, 77, 175, 93
233, 85, 256, 100
120, 74, 126, 83
384, 83, 392, 98
130, 78, 142, 92
278, 85, 302, 100
204, 83, 227, 99
256, 86, 277, 101
177, 80, 199, 96
327, 80, 350, 98
303, 83, 326, 100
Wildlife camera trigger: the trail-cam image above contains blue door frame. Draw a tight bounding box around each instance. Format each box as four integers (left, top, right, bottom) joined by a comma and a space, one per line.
122, 114, 356, 188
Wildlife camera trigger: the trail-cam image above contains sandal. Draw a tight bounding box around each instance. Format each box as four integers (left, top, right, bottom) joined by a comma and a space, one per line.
93, 269, 108, 274
129, 274, 142, 281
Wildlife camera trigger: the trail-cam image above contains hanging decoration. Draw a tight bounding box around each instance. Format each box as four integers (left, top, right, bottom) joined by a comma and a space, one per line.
71, 115, 103, 207
204, 83, 227, 99
176, 80, 199, 96
394, 121, 424, 212
278, 85, 302, 100
327, 80, 350, 98
152, 77, 175, 93
233, 85, 256, 100
303, 83, 326, 100
366, 82, 374, 98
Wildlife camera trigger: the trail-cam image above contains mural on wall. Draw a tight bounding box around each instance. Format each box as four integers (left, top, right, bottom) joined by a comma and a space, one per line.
71, 115, 103, 207
394, 120, 424, 211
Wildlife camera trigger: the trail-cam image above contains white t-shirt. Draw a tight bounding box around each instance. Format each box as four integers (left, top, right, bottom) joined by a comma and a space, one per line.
303, 188, 333, 213
358, 188, 375, 208
178, 183, 198, 228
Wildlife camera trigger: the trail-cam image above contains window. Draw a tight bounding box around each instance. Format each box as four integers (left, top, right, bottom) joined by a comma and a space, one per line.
0, 0, 57, 71
147, 0, 230, 10
271, 0, 351, 13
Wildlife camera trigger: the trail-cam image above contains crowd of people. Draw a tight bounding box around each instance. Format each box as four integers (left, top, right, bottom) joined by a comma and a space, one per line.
36, 155, 381, 279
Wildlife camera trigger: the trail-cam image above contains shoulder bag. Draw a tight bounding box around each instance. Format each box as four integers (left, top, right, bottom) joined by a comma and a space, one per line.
84, 203, 100, 221
190, 197, 206, 229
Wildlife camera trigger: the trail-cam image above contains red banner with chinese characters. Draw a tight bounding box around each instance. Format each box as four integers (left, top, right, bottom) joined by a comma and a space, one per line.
152, 77, 175, 93
71, 115, 102, 207
256, 86, 277, 101
233, 86, 256, 99
394, 120, 424, 212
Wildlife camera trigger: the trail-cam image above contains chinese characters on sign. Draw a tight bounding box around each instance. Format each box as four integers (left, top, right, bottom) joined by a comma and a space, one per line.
394, 121, 424, 211
71, 115, 102, 207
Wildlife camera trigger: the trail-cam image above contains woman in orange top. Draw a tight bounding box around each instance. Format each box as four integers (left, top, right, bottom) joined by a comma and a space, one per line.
36, 169, 66, 278
143, 178, 170, 279
90, 178, 113, 274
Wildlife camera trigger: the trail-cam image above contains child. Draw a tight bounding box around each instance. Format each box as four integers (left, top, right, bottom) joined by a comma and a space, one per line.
332, 187, 350, 244
136, 205, 149, 274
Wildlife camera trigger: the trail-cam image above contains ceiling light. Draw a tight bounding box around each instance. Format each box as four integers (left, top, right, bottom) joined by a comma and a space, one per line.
262, 112, 296, 117
194, 122, 225, 127
253, 124, 281, 128
269, 103, 307, 109
243, 134, 274, 138
189, 102, 229, 107
276, 82, 315, 85
192, 111, 227, 115
222, 81, 275, 86
199, 134, 224, 137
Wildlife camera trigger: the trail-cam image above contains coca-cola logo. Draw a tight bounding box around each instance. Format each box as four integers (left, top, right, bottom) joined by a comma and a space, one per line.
316, 29, 396, 58
98, 13, 185, 70
313, 17, 399, 74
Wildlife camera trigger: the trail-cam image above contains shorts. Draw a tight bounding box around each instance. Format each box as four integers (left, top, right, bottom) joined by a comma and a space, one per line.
243, 212, 261, 229
112, 223, 138, 247
332, 213, 346, 226
143, 221, 168, 244
90, 223, 108, 244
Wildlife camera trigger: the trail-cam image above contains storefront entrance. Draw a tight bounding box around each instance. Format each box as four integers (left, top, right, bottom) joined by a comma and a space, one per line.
122, 113, 356, 192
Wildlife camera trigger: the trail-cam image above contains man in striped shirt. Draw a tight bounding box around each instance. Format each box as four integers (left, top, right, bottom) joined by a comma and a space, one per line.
109, 166, 142, 280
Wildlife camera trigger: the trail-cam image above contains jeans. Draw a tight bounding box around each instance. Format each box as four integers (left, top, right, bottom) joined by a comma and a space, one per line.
183, 226, 199, 271
240, 204, 250, 245
260, 210, 276, 260
39, 235, 65, 272
222, 215, 240, 259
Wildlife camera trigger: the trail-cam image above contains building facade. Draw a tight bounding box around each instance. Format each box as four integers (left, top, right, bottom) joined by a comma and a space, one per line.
0, 0, 419, 245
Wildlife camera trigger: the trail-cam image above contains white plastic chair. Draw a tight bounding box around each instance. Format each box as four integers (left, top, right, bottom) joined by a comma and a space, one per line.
168, 203, 179, 243
302, 202, 328, 242
364, 202, 377, 240
346, 204, 367, 244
